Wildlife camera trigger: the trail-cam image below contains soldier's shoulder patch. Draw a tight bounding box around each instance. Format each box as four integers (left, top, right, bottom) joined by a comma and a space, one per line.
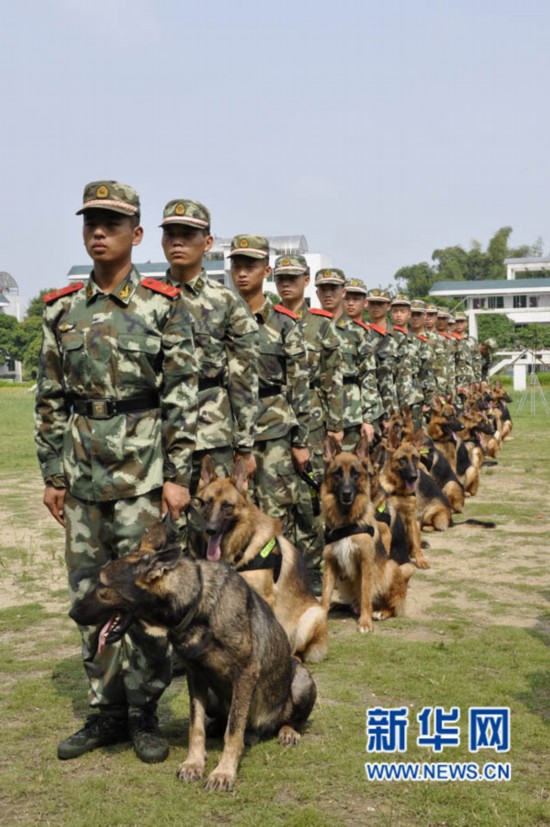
352, 318, 370, 332
43, 282, 85, 304
309, 307, 333, 318
440, 331, 452, 339
417, 334, 428, 342
368, 323, 386, 335
273, 304, 298, 320
393, 325, 407, 335
141, 277, 181, 298
451, 332, 461, 339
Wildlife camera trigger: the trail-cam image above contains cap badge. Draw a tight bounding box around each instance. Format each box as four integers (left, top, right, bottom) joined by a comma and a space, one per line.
240, 238, 249, 248
175, 203, 186, 215
282, 258, 290, 266
96, 185, 109, 199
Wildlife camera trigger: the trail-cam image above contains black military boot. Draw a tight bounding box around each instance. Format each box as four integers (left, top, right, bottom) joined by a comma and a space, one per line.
128, 704, 169, 764
57, 711, 129, 760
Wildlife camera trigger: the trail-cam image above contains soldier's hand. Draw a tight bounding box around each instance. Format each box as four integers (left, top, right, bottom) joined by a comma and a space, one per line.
360, 422, 375, 443
291, 446, 310, 474
43, 485, 66, 527
162, 482, 191, 520
327, 431, 344, 445
235, 451, 257, 477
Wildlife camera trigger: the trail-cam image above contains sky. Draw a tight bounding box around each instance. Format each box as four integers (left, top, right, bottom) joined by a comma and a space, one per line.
1, 0, 550, 309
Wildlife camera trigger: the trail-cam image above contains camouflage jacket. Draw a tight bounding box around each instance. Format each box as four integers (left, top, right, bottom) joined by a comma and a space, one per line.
295, 302, 344, 434
425, 330, 450, 397
334, 314, 383, 427
167, 269, 259, 453
438, 331, 457, 396
412, 333, 436, 405
390, 324, 415, 408
35, 267, 198, 500
453, 333, 476, 387
472, 341, 483, 382
367, 323, 398, 416
253, 297, 310, 446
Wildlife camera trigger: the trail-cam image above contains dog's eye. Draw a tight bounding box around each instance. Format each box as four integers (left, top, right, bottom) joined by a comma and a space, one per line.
350, 467, 360, 479
332, 468, 343, 479
221, 501, 234, 514
97, 587, 111, 601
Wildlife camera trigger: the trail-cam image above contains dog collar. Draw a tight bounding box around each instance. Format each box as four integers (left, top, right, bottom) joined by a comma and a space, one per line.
169, 566, 203, 640
236, 537, 283, 583
324, 524, 375, 544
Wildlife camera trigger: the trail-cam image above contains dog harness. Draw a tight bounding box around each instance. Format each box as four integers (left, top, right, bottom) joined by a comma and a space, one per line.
324, 524, 375, 544
169, 565, 204, 640
235, 537, 283, 583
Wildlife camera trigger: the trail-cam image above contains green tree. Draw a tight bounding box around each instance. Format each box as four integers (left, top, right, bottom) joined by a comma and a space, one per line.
394, 262, 436, 299
0, 314, 21, 366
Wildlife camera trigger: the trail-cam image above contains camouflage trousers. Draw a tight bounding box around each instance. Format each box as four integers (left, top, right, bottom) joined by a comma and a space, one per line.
64, 490, 171, 713
252, 435, 299, 539
294, 428, 325, 569
342, 425, 362, 452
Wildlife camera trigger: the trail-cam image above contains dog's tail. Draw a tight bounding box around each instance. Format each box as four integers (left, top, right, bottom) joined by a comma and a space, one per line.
482, 459, 498, 467
451, 518, 496, 529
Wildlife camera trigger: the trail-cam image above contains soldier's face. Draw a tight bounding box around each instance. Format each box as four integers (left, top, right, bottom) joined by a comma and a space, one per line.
436, 316, 448, 331
343, 290, 366, 320
366, 301, 389, 323
162, 225, 213, 269
274, 273, 308, 303
82, 209, 142, 262
316, 284, 343, 312
390, 305, 411, 327
455, 320, 467, 334
230, 256, 271, 299
409, 311, 425, 332
425, 312, 437, 330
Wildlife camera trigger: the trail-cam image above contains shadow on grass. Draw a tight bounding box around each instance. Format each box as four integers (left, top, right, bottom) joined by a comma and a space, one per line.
518, 590, 550, 725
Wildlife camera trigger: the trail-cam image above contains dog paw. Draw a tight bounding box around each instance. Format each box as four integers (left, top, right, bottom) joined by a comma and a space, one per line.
204, 770, 236, 793
278, 725, 300, 746
358, 618, 374, 633
414, 556, 431, 570
176, 760, 204, 783
372, 611, 385, 622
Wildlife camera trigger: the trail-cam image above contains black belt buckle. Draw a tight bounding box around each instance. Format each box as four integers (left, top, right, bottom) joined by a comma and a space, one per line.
90, 399, 112, 418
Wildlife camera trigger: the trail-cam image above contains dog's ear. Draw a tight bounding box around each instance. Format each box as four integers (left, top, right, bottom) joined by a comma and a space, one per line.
140, 545, 182, 582
387, 429, 401, 452
231, 456, 249, 493
199, 454, 217, 489
138, 522, 167, 554
431, 397, 442, 414
412, 428, 425, 450
354, 435, 370, 465
323, 435, 341, 465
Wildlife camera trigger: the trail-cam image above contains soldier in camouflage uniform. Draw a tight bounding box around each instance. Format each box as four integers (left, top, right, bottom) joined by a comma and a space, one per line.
408, 299, 437, 424
364, 287, 399, 427
274, 254, 343, 581
453, 312, 477, 389
389, 294, 417, 411
424, 303, 449, 398
436, 306, 457, 397
317, 270, 382, 450
480, 338, 498, 381
160, 199, 259, 495
230, 236, 310, 539
35, 181, 198, 763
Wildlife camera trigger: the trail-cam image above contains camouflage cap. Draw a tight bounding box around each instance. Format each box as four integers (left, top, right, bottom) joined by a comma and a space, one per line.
229, 234, 269, 259
366, 287, 391, 303
484, 337, 498, 351
160, 199, 210, 229
76, 180, 140, 217
448, 316, 456, 324
344, 278, 367, 295
315, 268, 346, 286
410, 299, 426, 313
425, 303, 438, 314
273, 254, 309, 276
437, 306, 450, 318
455, 312, 467, 321
391, 293, 411, 307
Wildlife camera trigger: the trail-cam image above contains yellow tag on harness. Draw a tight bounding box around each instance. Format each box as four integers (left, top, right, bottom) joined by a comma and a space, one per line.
260, 538, 276, 558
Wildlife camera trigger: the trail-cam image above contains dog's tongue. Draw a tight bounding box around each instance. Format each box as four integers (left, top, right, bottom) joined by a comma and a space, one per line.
406, 480, 416, 492
206, 534, 223, 562
98, 614, 120, 655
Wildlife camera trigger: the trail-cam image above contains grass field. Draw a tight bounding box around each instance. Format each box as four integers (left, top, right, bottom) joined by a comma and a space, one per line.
0, 386, 549, 826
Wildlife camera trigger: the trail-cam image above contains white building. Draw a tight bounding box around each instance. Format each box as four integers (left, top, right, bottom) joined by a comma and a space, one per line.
67, 235, 332, 307
0, 271, 23, 381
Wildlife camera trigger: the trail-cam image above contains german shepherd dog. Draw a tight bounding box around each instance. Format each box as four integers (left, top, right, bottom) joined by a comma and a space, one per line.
418, 436, 465, 514
457, 407, 495, 495
321, 437, 414, 633
70, 523, 316, 793
379, 429, 431, 568
194, 456, 328, 663
426, 398, 464, 472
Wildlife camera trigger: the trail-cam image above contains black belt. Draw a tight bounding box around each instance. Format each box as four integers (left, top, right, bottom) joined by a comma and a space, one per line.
343, 376, 360, 386
259, 384, 282, 398
198, 377, 227, 392
69, 391, 160, 419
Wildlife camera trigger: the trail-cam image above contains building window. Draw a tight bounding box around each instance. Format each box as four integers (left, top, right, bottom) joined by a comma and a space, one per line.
472, 297, 486, 309
529, 296, 539, 308
488, 296, 504, 309
513, 295, 527, 308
